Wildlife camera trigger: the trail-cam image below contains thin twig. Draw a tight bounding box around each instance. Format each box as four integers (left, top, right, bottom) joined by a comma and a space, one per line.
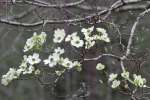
84, 53, 121, 61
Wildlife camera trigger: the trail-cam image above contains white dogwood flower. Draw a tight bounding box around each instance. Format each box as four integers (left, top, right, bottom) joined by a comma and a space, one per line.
1, 78, 9, 86
95, 28, 110, 43
61, 58, 74, 69
40, 32, 47, 41
111, 80, 120, 88
81, 26, 109, 49
34, 69, 41, 75
81, 26, 94, 36
26, 53, 41, 65
65, 32, 84, 48
44, 54, 59, 67
65, 32, 78, 42
22, 65, 35, 74
121, 71, 130, 79
71, 36, 84, 48
53, 29, 66, 43
96, 63, 105, 70
24, 38, 34, 52
109, 73, 118, 82
85, 40, 95, 49
54, 47, 64, 55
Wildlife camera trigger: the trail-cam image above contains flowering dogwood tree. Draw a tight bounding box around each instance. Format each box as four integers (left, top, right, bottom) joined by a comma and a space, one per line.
1, 26, 149, 99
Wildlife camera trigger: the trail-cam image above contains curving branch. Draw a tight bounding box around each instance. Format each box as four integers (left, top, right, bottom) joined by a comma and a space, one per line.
25, 0, 85, 8
1, 0, 85, 8
125, 8, 150, 57
2, 7, 37, 20
77, 1, 150, 11
0, 9, 109, 27
84, 53, 121, 61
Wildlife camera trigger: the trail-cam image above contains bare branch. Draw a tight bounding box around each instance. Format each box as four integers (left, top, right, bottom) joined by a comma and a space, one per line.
1, 0, 85, 8
0, 10, 108, 27
2, 7, 36, 20
24, 0, 85, 8
84, 54, 121, 61
126, 8, 150, 57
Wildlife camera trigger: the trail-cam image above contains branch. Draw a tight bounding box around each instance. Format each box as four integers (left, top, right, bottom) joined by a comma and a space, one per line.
77, 1, 150, 11
27, 0, 85, 8
2, 7, 36, 20
84, 54, 121, 61
125, 8, 150, 57
3, 0, 85, 8
76, 5, 107, 11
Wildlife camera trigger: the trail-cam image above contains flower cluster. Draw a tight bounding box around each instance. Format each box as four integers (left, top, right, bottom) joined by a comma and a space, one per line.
108, 71, 147, 89
96, 28, 110, 42
1, 26, 109, 86
19, 55, 35, 74
81, 26, 95, 49
53, 29, 84, 48
54, 60, 81, 75
64, 26, 110, 49
1, 68, 20, 86
120, 71, 147, 88
133, 74, 146, 87
108, 73, 120, 88
1, 53, 42, 86
2, 27, 148, 92
1, 26, 148, 94
53, 29, 66, 43
3, 31, 46, 86
45, 56, 81, 69
121, 71, 129, 79
44, 47, 81, 69
81, 26, 110, 49
24, 32, 47, 52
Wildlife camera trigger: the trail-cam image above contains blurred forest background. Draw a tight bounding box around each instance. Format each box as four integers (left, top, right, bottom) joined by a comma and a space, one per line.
0, 0, 150, 100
